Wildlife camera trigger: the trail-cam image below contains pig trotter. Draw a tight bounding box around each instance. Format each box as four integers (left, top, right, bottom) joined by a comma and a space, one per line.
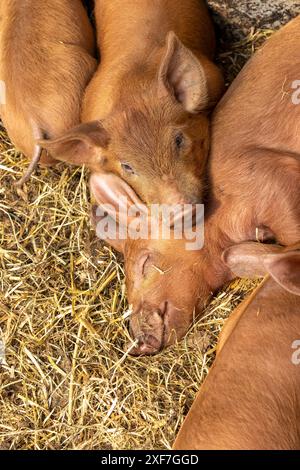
14, 144, 42, 187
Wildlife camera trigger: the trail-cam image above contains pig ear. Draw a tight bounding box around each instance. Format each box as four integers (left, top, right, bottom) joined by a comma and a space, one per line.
159, 31, 209, 113
90, 173, 147, 223
263, 252, 300, 295
222, 242, 283, 278
90, 173, 148, 253
39, 121, 110, 166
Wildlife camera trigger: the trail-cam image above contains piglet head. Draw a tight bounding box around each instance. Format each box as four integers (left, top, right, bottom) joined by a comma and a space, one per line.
90, 173, 210, 355
124, 237, 207, 355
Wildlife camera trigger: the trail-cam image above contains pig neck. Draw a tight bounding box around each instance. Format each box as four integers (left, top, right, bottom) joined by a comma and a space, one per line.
95, 0, 213, 63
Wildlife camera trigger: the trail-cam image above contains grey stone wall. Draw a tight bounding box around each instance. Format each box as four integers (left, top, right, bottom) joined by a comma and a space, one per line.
207, 0, 300, 40
206, 1, 300, 82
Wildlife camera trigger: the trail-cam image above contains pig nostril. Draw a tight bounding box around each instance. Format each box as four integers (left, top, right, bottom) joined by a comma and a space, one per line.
138, 333, 162, 352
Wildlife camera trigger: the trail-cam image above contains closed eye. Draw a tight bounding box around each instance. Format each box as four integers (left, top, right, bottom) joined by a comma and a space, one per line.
142, 254, 151, 277
175, 132, 185, 150
137, 253, 152, 278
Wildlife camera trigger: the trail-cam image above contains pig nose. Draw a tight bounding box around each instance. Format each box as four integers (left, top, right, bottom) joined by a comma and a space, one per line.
128, 333, 163, 356
127, 306, 165, 356
159, 179, 198, 205
126, 301, 187, 356
162, 194, 197, 206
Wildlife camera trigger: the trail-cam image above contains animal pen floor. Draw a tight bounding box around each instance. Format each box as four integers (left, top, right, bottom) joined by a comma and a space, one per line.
0, 2, 298, 450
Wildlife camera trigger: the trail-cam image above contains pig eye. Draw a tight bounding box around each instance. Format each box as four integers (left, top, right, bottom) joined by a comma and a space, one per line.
121, 162, 136, 175
175, 133, 185, 150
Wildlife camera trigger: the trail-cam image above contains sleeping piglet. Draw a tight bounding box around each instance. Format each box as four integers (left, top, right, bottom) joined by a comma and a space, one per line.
0, 0, 97, 185
41, 0, 224, 205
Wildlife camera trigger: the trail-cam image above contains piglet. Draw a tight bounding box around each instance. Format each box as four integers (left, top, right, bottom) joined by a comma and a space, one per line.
0, 0, 97, 185
173, 241, 300, 450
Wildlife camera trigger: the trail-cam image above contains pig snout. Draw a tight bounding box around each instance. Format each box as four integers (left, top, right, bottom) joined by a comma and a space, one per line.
157, 185, 201, 206
127, 301, 190, 356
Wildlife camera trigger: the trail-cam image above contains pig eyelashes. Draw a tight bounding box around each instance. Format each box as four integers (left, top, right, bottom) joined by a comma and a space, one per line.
142, 254, 151, 277
175, 132, 185, 150
121, 162, 137, 176
174, 132, 192, 155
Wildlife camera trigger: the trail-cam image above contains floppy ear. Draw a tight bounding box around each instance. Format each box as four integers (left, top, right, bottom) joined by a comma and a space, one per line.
90, 173, 148, 253
264, 252, 300, 295
39, 121, 110, 166
158, 31, 210, 113
222, 242, 282, 278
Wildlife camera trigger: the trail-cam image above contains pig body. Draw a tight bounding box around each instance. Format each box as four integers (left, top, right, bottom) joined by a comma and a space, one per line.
41, 0, 224, 205
174, 242, 300, 450
91, 16, 300, 354
209, 15, 300, 247
0, 0, 97, 184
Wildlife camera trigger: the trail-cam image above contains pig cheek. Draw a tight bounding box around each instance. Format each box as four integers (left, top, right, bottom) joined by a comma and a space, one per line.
125, 268, 153, 310
163, 306, 194, 346
106, 156, 122, 176
192, 138, 209, 174
162, 278, 200, 346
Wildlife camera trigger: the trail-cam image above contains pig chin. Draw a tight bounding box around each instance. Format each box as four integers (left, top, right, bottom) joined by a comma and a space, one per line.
127, 301, 192, 356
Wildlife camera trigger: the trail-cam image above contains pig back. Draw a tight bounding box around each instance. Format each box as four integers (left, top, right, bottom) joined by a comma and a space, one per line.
0, 0, 97, 156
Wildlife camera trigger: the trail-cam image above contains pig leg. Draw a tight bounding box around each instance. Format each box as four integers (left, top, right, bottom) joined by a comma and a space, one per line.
14, 143, 42, 187
14, 122, 52, 186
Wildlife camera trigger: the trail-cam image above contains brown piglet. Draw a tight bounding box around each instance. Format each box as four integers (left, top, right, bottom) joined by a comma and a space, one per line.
173, 241, 300, 450
0, 0, 97, 185
91, 16, 300, 354
41, 0, 224, 205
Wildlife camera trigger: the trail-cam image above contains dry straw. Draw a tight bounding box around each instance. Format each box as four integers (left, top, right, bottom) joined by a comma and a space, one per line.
0, 30, 271, 450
